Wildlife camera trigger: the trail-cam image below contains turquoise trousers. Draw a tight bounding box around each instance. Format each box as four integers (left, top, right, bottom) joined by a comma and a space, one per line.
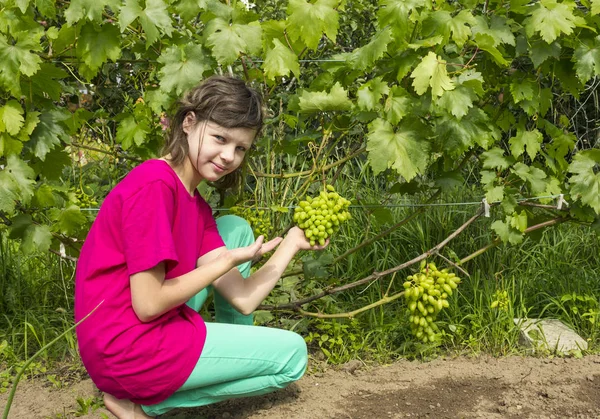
142, 215, 308, 416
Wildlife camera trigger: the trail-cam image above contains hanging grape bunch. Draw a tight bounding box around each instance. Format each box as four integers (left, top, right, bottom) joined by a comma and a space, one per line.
403, 261, 461, 344
229, 206, 272, 239
293, 185, 352, 246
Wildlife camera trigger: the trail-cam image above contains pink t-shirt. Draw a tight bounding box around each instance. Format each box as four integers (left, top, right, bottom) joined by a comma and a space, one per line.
74, 159, 225, 405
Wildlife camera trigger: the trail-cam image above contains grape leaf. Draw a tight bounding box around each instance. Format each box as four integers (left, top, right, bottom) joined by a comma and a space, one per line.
427, 9, 476, 47
568, 149, 600, 213
34, 184, 56, 207
436, 86, 475, 119
4, 155, 35, 206
65, 0, 120, 24
574, 36, 600, 84
510, 210, 528, 232
0, 170, 18, 213
263, 39, 300, 80
116, 115, 150, 150
509, 128, 542, 160
491, 219, 524, 244
0, 100, 24, 136
205, 19, 261, 64
24, 63, 68, 101
486, 185, 505, 203
357, 77, 390, 111
174, 0, 209, 20
530, 39, 561, 68
377, 0, 426, 39
297, 83, 353, 113
347, 27, 392, 71
286, 0, 339, 50
158, 44, 213, 96
524, 0, 585, 44
510, 78, 535, 103
471, 15, 515, 47
76, 23, 122, 80
0, 32, 43, 96
473, 32, 509, 66
17, 111, 40, 142
38, 148, 72, 180
36, 0, 57, 19
410, 51, 455, 97
22, 223, 52, 254
30, 110, 70, 160
366, 117, 429, 182
482, 147, 512, 170
119, 0, 174, 46
384, 86, 412, 125
50, 205, 87, 235
511, 162, 548, 194
592, 0, 600, 14
435, 108, 497, 156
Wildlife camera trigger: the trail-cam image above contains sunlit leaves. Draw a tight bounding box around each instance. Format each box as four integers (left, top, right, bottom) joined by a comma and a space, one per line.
119, 0, 174, 46
524, 0, 585, 44
8, 215, 52, 254
0, 155, 36, 214
347, 28, 392, 71
297, 83, 352, 112
264, 39, 300, 80
492, 218, 524, 244
0, 101, 24, 136
116, 115, 150, 150
357, 77, 389, 111
29, 110, 69, 160
286, 0, 339, 50
366, 118, 429, 182
0, 32, 42, 96
568, 149, 600, 213
482, 148, 513, 170
509, 129, 543, 160
426, 10, 476, 48
205, 19, 262, 64
512, 162, 548, 194
378, 0, 428, 39
410, 52, 455, 97
65, 0, 120, 25
158, 44, 213, 96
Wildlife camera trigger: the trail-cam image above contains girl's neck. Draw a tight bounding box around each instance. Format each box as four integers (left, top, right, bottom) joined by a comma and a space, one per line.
159, 156, 202, 197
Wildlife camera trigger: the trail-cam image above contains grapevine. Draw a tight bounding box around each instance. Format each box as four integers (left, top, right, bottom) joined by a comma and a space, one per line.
403, 261, 461, 344
292, 185, 352, 246
229, 206, 272, 239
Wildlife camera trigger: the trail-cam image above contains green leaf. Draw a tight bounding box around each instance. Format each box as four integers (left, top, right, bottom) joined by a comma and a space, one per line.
427, 9, 476, 47
486, 185, 505, 203
384, 86, 412, 125
119, 0, 174, 46
30, 110, 69, 160
366, 118, 429, 181
286, 0, 339, 50
34, 184, 56, 207
38, 148, 71, 181
0, 133, 23, 157
76, 23, 122, 80
530, 39, 561, 68
17, 111, 40, 142
116, 115, 150, 150
482, 147, 512, 170
263, 39, 300, 80
174, 0, 209, 20
524, 0, 585, 44
0, 170, 18, 213
297, 82, 353, 113
471, 15, 515, 47
435, 108, 498, 156
473, 32, 508, 66
509, 128, 543, 160
205, 19, 261, 64
568, 149, 600, 213
510, 77, 535, 103
36, 0, 57, 19
357, 77, 390, 111
0, 101, 24, 136
574, 36, 600, 84
65, 0, 120, 24
378, 0, 427, 40
3, 155, 35, 206
24, 63, 68, 101
491, 219, 524, 244
347, 27, 392, 71
511, 162, 548, 194
410, 51, 455, 97
51, 205, 87, 235
592, 0, 600, 14
436, 86, 475, 120
22, 224, 52, 254
158, 44, 213, 96
0, 32, 43, 96
509, 210, 528, 232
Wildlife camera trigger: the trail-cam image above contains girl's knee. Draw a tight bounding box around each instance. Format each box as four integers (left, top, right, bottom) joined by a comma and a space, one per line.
283, 332, 308, 382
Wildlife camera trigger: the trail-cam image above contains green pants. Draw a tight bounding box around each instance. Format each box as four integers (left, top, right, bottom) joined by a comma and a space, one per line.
142, 215, 308, 416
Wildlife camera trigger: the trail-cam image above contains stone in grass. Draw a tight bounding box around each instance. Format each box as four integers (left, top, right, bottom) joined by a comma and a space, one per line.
513, 318, 588, 353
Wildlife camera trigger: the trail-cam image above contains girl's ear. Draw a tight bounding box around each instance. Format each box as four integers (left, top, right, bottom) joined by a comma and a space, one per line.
182, 112, 197, 134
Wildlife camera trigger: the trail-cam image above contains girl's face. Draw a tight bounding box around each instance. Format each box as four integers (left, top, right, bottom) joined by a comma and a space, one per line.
183, 115, 256, 182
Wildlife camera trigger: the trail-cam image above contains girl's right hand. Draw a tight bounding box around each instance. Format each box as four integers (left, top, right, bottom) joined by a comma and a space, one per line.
226, 235, 283, 266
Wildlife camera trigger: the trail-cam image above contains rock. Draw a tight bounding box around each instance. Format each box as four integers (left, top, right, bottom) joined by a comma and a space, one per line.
340, 360, 362, 374
513, 318, 588, 353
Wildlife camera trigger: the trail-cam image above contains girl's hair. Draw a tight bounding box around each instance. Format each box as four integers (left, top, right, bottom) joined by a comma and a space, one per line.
162, 75, 265, 190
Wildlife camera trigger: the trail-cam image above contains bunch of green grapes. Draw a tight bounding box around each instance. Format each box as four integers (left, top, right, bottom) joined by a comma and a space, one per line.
403, 261, 461, 344
229, 206, 272, 239
74, 188, 97, 208
293, 185, 351, 246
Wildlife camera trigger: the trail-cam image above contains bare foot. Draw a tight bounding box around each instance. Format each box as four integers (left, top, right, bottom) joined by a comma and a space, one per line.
103, 393, 154, 419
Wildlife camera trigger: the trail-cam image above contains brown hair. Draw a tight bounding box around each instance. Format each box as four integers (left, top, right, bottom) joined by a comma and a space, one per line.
162, 75, 264, 190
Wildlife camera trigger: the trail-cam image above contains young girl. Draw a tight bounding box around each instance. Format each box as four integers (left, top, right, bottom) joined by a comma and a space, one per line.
74, 76, 327, 418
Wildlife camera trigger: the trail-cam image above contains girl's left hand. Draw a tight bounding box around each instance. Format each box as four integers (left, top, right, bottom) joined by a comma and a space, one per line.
286, 226, 329, 251
252, 236, 283, 262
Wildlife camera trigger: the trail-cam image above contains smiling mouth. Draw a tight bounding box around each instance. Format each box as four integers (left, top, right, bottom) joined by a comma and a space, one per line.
211, 162, 226, 172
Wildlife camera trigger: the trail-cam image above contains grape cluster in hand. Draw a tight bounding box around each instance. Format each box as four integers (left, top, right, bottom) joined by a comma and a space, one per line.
293, 185, 351, 246
403, 261, 461, 344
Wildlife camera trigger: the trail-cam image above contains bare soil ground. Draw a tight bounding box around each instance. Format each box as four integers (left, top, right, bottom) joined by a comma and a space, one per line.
2, 355, 600, 419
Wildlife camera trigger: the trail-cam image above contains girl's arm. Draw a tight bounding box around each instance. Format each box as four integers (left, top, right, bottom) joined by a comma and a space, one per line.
209, 226, 327, 315
130, 235, 276, 322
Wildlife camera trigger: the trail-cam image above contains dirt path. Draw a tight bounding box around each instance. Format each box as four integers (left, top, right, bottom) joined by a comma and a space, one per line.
2, 355, 600, 419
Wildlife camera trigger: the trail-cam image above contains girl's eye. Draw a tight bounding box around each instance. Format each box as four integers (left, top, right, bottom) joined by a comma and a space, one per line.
236, 146, 247, 152
215, 135, 225, 142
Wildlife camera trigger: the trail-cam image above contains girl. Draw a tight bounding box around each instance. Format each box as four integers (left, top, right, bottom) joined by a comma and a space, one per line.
74, 76, 327, 418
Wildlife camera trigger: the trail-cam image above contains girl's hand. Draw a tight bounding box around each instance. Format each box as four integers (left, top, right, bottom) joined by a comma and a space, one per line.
286, 226, 329, 251
227, 235, 283, 266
